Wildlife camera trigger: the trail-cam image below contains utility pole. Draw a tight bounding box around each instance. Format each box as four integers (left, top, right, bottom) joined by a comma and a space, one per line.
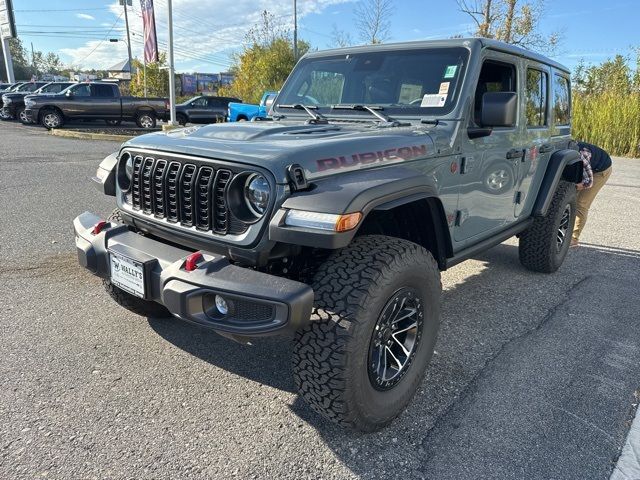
166, 0, 177, 125
293, 0, 298, 61
120, 0, 133, 79
31, 42, 36, 79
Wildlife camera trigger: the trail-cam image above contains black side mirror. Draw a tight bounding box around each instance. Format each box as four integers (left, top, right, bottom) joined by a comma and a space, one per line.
481, 91, 517, 127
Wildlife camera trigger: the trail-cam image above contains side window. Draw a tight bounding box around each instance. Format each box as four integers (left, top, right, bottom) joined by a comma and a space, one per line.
553, 75, 570, 126
207, 98, 223, 107
525, 68, 548, 127
73, 84, 91, 97
191, 97, 207, 107
93, 84, 115, 98
473, 60, 517, 126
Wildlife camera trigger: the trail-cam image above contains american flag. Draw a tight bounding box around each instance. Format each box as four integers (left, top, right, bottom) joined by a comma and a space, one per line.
140, 0, 158, 63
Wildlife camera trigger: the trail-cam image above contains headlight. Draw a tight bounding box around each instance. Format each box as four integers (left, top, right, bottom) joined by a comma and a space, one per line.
244, 174, 270, 216
25, 99, 35, 107
117, 152, 133, 191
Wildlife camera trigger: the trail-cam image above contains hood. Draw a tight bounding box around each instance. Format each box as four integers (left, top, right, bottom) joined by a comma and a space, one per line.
123, 121, 442, 184
3, 92, 27, 100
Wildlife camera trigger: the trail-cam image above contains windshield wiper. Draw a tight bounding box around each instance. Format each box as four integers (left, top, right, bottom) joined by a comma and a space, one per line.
276, 104, 328, 124
331, 104, 408, 127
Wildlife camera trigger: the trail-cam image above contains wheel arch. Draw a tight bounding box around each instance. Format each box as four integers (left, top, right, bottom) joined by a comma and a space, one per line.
38, 105, 64, 120
532, 148, 582, 217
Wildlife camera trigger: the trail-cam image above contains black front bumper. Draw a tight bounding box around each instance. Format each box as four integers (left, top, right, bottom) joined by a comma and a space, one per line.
74, 212, 314, 337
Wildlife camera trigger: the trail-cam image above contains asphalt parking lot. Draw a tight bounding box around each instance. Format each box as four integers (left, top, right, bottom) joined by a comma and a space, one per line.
1, 121, 639, 479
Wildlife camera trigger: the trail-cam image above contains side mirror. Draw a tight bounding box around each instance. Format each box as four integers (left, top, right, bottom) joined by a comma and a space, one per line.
481, 91, 517, 127
65, 90, 73, 98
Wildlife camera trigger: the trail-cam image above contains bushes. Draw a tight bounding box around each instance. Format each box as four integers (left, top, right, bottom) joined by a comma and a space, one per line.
573, 92, 640, 158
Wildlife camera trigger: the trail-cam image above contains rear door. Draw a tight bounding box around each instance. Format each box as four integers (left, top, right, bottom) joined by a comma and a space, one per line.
90, 84, 121, 119
515, 62, 551, 217
206, 97, 226, 122
187, 97, 208, 122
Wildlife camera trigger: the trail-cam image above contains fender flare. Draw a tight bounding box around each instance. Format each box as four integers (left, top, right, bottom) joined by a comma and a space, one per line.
532, 149, 582, 217
269, 166, 452, 253
91, 152, 118, 196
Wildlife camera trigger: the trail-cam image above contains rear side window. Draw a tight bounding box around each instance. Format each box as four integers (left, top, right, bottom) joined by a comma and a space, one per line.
72, 84, 91, 96
93, 84, 115, 98
207, 98, 223, 107
553, 75, 570, 126
525, 69, 548, 127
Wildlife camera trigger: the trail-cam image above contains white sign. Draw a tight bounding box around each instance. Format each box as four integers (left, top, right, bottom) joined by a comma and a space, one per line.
110, 252, 146, 298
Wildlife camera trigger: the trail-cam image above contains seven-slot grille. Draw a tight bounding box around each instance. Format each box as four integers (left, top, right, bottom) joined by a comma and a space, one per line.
128, 154, 243, 235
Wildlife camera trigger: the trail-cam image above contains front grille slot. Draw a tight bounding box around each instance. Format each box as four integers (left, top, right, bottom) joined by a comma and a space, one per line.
126, 153, 253, 237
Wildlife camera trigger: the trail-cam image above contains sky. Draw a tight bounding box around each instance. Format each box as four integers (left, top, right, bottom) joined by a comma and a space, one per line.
10, 0, 640, 74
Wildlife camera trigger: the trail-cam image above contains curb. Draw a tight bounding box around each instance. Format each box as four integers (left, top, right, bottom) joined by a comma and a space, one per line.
611, 394, 640, 479
49, 129, 137, 142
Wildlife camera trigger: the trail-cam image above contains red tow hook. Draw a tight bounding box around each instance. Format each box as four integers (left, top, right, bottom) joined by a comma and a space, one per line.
185, 251, 204, 272
91, 220, 108, 235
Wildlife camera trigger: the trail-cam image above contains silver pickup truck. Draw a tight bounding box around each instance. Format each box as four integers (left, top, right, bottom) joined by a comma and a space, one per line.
75, 38, 582, 431
25, 82, 169, 129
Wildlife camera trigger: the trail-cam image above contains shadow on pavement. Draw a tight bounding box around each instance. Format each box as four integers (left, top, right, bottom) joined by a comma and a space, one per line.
149, 241, 640, 478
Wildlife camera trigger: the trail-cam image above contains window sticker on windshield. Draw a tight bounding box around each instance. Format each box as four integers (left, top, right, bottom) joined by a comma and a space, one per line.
421, 94, 447, 108
439, 82, 450, 95
444, 65, 458, 79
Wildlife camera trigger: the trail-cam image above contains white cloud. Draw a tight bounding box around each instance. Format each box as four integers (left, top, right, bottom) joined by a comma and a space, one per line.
61, 0, 354, 71
76, 13, 96, 20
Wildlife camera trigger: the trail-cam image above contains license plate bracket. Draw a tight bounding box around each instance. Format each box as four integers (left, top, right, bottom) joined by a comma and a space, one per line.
109, 250, 146, 299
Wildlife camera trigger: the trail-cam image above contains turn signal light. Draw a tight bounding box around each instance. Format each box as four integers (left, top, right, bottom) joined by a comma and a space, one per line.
185, 251, 204, 272
335, 212, 363, 232
91, 220, 108, 235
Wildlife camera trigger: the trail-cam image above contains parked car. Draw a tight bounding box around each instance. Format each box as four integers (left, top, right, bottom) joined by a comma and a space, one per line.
1, 82, 48, 120
76, 38, 582, 432
175, 95, 241, 126
227, 91, 277, 121
24, 82, 170, 129
4, 81, 76, 124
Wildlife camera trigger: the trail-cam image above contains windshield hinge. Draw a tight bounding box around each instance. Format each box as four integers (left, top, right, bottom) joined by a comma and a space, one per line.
287, 164, 309, 191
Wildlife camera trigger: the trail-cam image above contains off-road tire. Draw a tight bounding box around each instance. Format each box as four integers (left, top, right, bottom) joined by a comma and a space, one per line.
292, 235, 441, 432
519, 180, 577, 273
102, 208, 171, 318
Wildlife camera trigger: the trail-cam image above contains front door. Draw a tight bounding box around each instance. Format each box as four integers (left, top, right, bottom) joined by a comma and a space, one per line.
455, 56, 524, 242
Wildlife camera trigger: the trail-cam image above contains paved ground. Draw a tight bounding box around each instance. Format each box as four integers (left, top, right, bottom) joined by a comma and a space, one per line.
1, 121, 639, 479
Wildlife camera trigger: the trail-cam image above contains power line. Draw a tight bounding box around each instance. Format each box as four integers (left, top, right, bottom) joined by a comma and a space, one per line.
14, 7, 113, 13
74, 11, 124, 67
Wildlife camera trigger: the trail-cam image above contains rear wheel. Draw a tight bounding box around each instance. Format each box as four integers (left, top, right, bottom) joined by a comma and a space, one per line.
136, 111, 156, 129
40, 109, 64, 129
519, 180, 577, 273
176, 113, 188, 126
293, 235, 441, 432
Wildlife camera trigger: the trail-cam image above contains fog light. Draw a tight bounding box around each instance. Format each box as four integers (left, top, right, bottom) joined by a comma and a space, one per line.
215, 295, 229, 316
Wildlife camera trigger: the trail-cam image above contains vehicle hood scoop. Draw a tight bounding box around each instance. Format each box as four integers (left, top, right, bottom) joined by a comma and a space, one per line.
168, 122, 352, 142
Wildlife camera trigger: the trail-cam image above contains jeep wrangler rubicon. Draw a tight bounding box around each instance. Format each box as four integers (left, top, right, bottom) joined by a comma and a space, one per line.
74, 38, 582, 432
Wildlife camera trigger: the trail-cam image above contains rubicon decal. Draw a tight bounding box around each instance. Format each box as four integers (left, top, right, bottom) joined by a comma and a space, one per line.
316, 144, 428, 171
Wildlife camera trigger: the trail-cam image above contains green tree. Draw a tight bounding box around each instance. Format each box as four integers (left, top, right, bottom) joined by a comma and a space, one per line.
219, 11, 310, 104
130, 53, 170, 98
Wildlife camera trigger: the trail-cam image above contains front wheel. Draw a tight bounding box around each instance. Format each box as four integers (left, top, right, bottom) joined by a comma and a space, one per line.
176, 113, 188, 126
293, 235, 441, 432
135, 111, 156, 129
40, 109, 64, 129
519, 180, 577, 273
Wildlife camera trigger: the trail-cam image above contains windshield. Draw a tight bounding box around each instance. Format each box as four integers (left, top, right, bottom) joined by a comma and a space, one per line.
276, 47, 469, 117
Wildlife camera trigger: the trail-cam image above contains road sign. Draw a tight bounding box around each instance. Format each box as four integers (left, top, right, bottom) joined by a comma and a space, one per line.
0, 0, 16, 39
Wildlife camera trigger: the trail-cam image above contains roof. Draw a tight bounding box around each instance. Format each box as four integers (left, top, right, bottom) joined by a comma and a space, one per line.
107, 59, 131, 72
304, 37, 569, 74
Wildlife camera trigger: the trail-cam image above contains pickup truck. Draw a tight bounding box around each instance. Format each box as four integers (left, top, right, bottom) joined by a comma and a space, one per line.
227, 91, 277, 121
76, 38, 582, 432
4, 81, 75, 124
24, 82, 169, 129
175, 95, 241, 125
0, 82, 48, 120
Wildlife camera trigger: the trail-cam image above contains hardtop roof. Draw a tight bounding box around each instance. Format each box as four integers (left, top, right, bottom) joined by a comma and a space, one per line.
303, 37, 570, 74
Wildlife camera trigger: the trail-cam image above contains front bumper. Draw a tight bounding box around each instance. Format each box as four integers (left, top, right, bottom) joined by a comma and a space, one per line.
73, 211, 314, 337
1, 105, 16, 118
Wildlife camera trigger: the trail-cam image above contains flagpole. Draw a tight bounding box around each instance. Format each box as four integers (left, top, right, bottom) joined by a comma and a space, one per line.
166, 0, 177, 126
144, 59, 147, 97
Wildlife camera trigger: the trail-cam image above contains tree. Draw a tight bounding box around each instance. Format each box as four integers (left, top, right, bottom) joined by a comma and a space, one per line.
130, 52, 170, 98
219, 11, 310, 104
354, 0, 394, 44
331, 24, 353, 48
456, 0, 559, 53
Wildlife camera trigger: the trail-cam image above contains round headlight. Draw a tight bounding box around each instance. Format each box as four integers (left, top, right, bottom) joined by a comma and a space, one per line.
125, 155, 134, 181
244, 174, 270, 216
117, 152, 133, 191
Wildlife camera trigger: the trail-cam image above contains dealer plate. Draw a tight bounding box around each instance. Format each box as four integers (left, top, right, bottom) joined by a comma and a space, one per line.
110, 251, 145, 298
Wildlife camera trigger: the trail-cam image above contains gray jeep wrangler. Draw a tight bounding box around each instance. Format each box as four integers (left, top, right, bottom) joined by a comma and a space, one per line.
74, 38, 582, 431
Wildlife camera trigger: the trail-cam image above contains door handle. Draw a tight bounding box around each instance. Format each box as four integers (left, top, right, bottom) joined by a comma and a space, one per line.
539, 144, 554, 153
506, 148, 524, 160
